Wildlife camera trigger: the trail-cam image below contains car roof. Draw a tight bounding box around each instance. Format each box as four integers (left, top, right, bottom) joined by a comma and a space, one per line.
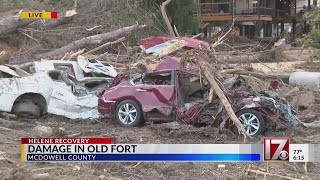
153, 56, 181, 72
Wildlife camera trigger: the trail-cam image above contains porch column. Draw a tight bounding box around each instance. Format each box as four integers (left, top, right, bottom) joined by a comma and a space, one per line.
208, 23, 212, 42
280, 21, 284, 37
204, 26, 208, 39
230, 0, 234, 17
257, 0, 261, 17
263, 21, 267, 37
272, 0, 276, 16
292, 19, 296, 41
273, 23, 277, 37
242, 25, 245, 37
295, 0, 297, 15
268, 23, 271, 37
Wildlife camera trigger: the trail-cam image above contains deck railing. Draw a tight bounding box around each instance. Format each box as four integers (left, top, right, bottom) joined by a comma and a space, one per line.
198, 2, 289, 17
198, 7, 290, 17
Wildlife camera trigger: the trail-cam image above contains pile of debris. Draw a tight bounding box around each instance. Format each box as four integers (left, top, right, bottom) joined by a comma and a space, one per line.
2, 24, 320, 137
0, 3, 319, 137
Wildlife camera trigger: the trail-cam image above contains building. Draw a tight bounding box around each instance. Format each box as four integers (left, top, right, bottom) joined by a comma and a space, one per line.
195, 0, 319, 40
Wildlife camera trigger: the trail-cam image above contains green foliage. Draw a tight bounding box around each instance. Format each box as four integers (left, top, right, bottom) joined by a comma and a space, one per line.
303, 7, 320, 47
142, 0, 200, 35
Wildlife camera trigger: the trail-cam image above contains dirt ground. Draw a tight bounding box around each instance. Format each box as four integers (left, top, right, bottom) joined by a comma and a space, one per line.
0, 115, 319, 180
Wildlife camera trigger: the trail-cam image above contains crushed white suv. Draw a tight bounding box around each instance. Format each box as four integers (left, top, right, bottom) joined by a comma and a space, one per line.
0, 57, 117, 119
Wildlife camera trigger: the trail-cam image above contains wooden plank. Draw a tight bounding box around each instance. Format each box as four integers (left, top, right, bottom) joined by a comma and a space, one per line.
200, 2, 230, 6
200, 13, 230, 17
152, 40, 188, 59
199, 15, 232, 21
199, 15, 273, 22
259, 15, 273, 21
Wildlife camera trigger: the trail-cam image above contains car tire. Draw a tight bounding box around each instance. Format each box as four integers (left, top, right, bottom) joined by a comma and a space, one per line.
115, 100, 143, 127
12, 102, 41, 119
236, 109, 266, 137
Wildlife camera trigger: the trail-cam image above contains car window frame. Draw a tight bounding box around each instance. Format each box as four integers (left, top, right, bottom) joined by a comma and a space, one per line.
53, 63, 76, 77
142, 70, 175, 86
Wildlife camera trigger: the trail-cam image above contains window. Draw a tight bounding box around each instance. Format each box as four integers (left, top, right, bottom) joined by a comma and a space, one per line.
53, 63, 75, 77
47, 71, 74, 85
48, 71, 63, 81
0, 71, 13, 78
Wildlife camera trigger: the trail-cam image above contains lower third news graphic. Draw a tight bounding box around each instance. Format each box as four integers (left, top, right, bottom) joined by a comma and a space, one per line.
20, 138, 320, 162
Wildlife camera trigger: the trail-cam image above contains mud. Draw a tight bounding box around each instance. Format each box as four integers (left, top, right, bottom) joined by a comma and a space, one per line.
0, 115, 319, 180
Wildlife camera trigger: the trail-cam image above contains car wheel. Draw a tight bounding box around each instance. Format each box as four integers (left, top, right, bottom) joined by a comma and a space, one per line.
12, 102, 41, 119
115, 100, 143, 127
236, 109, 266, 137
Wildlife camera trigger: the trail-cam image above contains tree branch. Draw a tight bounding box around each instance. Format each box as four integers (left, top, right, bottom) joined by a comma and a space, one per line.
82, 37, 125, 55
36, 23, 146, 58
160, 0, 175, 36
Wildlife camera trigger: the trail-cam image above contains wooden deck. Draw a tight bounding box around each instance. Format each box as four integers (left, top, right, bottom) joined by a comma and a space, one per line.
198, 14, 301, 23
273, 16, 304, 23
198, 14, 273, 22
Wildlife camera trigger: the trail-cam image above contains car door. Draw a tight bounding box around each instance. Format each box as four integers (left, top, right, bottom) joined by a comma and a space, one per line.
133, 71, 175, 116
46, 71, 100, 119
47, 71, 77, 117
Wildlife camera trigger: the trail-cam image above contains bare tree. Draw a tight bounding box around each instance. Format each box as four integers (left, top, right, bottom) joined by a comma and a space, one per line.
160, 0, 176, 36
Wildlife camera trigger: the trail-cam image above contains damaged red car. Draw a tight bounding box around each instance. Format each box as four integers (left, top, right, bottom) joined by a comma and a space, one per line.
98, 57, 297, 137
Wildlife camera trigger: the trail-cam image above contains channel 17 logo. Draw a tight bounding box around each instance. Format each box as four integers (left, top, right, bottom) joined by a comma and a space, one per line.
264, 138, 289, 161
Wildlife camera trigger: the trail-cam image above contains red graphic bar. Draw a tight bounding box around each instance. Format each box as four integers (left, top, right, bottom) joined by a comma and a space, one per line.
51, 12, 58, 19
21, 138, 112, 144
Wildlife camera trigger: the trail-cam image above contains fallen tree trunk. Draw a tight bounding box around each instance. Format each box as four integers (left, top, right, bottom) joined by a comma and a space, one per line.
83, 37, 125, 55
28, 0, 77, 30
0, 9, 77, 36
28, 10, 77, 30
0, 10, 35, 36
160, 0, 175, 36
181, 48, 246, 138
15, 0, 77, 30
36, 23, 146, 58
